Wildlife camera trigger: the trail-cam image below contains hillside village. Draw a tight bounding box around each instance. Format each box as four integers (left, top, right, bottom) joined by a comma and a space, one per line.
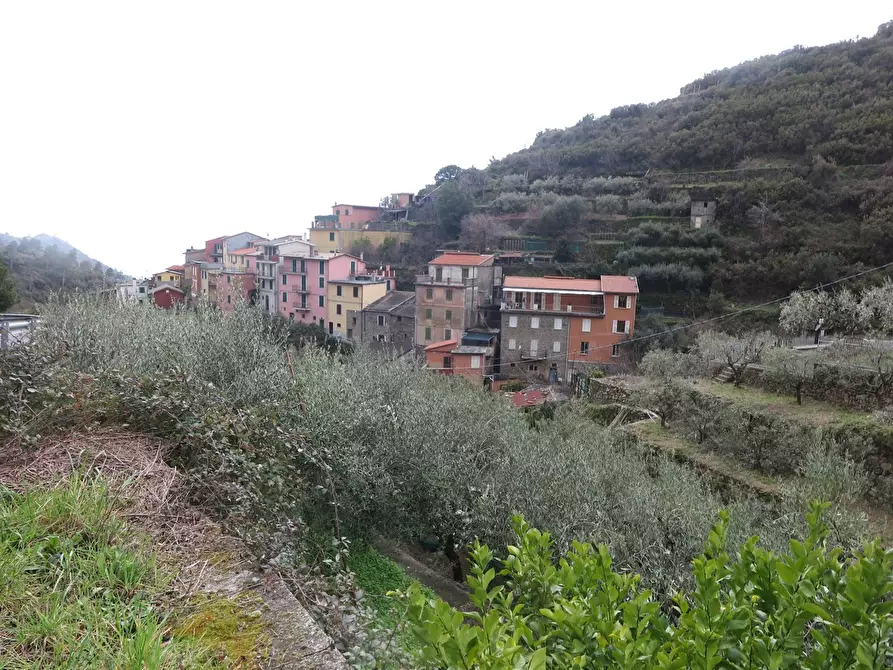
126, 192, 649, 397
4, 16, 893, 670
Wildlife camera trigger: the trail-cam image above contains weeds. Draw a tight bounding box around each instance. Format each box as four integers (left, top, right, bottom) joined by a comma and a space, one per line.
0, 475, 215, 668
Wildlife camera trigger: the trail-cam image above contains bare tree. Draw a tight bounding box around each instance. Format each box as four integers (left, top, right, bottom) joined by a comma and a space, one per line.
458, 213, 510, 253
697, 330, 775, 387
765, 347, 824, 404
747, 199, 782, 243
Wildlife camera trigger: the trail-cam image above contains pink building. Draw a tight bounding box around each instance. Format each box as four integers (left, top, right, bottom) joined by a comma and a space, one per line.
331, 204, 380, 229
278, 252, 365, 324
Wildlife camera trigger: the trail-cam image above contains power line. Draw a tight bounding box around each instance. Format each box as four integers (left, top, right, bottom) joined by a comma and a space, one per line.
421, 258, 893, 373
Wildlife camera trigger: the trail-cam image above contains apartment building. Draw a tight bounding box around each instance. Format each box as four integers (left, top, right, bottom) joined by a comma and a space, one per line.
254, 236, 308, 314
415, 252, 502, 347
500, 275, 639, 382
278, 252, 364, 326
327, 272, 393, 338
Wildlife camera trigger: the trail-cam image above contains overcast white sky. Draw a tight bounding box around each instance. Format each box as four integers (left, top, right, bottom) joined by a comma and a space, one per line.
1, 2, 890, 277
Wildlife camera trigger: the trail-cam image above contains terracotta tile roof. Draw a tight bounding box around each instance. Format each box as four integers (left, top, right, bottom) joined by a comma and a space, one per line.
424, 338, 458, 352
430, 252, 495, 266
504, 275, 602, 292
503, 275, 639, 294
600, 275, 640, 294
513, 390, 546, 408
166, 264, 185, 272
230, 247, 259, 256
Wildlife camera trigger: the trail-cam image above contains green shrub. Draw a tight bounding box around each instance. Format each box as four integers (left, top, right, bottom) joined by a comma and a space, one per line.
404, 508, 893, 669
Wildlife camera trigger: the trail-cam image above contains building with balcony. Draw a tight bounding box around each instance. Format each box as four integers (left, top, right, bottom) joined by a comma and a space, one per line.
278, 251, 365, 326
415, 252, 502, 348
500, 275, 638, 382
254, 236, 308, 313
327, 270, 394, 338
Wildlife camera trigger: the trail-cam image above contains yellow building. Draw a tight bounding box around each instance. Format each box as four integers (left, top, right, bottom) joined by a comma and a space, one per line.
153, 270, 182, 286
327, 276, 391, 338
310, 228, 412, 254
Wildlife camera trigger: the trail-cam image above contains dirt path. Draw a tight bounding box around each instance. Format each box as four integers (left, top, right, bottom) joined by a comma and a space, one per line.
0, 429, 348, 670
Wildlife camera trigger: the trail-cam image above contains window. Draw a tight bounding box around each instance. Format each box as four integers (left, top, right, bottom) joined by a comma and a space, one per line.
245, 259, 250, 269
138, 287, 145, 293
335, 209, 340, 216
553, 341, 561, 353
611, 344, 620, 357
613, 320, 629, 334
424, 327, 432, 341
282, 292, 287, 303
425, 308, 432, 319
425, 288, 433, 300
345, 208, 350, 215
444, 327, 452, 340
352, 317, 357, 325
396, 316, 402, 323
530, 339, 538, 355
329, 232, 335, 241
580, 341, 589, 354
336, 304, 342, 315
352, 287, 359, 298
347, 328, 352, 338
378, 315, 385, 326
227, 295, 231, 304
445, 288, 453, 301
300, 259, 306, 273
531, 317, 540, 329
435, 267, 443, 281
582, 318, 591, 333
509, 315, 518, 328
301, 294, 307, 309
318, 295, 325, 307
443, 356, 452, 369
336, 285, 342, 296
614, 295, 629, 309
282, 274, 287, 285
554, 317, 563, 330
350, 261, 356, 274
289, 312, 294, 320
226, 275, 231, 284
445, 310, 452, 322
469, 354, 481, 369
318, 277, 325, 289
319, 261, 325, 274
337, 323, 341, 329
461, 268, 469, 280
508, 338, 516, 350
694, 216, 703, 229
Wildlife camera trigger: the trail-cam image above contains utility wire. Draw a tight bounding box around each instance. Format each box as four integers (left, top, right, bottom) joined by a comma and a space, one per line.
421, 258, 893, 373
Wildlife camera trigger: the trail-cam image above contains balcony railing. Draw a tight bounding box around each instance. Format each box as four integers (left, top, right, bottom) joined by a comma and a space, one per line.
415, 275, 475, 286
289, 285, 311, 294
501, 301, 605, 317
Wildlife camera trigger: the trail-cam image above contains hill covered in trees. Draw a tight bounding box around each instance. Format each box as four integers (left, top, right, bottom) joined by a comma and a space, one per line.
0, 236, 125, 312
400, 20, 893, 307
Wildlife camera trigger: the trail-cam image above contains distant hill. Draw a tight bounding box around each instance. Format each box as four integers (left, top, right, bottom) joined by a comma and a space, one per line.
492, 20, 893, 177
0, 235, 126, 312
451, 19, 893, 305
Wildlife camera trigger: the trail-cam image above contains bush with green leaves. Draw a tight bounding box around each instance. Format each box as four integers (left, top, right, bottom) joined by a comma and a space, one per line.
12, 298, 870, 601
404, 507, 892, 669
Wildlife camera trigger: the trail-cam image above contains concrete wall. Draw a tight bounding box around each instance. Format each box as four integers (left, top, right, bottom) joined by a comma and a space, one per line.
690, 200, 717, 228
309, 229, 411, 254
361, 308, 415, 349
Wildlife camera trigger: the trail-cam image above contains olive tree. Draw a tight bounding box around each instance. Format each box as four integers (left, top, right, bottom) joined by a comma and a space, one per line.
638, 349, 692, 427
862, 280, 893, 333
780, 289, 871, 336
764, 347, 825, 404
696, 330, 774, 387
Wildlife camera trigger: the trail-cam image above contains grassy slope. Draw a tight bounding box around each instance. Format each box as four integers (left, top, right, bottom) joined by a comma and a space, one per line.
0, 475, 216, 669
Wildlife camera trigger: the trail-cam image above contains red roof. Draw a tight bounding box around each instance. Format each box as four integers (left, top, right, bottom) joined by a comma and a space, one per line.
166, 264, 185, 272
230, 247, 258, 256
513, 390, 546, 408
601, 275, 639, 294
503, 275, 639, 294
430, 252, 495, 266
424, 338, 458, 352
